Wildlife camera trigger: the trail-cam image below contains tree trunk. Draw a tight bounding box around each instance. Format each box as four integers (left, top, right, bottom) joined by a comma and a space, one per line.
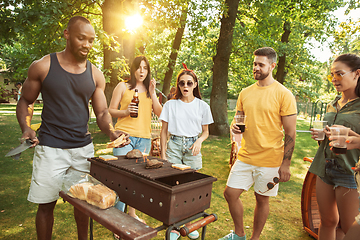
275, 21, 291, 84
209, 0, 240, 136
162, 5, 188, 102
102, 0, 135, 105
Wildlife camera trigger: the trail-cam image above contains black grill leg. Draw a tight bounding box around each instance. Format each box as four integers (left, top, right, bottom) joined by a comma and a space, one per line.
89, 218, 93, 240
201, 225, 207, 240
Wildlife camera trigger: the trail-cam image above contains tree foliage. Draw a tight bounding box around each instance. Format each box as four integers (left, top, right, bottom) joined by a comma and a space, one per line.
1, 0, 359, 124
331, 18, 360, 55
0, 0, 103, 81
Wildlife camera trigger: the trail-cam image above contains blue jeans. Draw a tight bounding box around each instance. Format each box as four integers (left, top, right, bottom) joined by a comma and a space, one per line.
113, 136, 151, 212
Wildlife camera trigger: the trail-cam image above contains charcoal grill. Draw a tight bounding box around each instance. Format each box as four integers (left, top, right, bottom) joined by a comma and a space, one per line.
88, 156, 217, 226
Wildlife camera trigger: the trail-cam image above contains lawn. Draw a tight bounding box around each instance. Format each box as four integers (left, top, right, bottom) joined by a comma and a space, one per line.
0, 103, 318, 239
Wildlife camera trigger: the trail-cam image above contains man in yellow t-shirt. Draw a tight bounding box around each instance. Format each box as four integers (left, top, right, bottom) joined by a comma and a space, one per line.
219, 47, 297, 240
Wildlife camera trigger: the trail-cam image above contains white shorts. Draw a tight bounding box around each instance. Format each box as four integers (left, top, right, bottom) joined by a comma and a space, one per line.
226, 160, 280, 197
28, 143, 94, 204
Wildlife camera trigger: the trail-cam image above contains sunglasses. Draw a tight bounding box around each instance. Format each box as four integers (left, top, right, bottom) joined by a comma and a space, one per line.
259, 177, 279, 194
178, 80, 194, 87
329, 70, 353, 81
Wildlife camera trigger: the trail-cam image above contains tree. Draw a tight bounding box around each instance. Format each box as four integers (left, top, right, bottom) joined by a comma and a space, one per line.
209, 0, 240, 136
228, 0, 346, 101
162, 4, 188, 101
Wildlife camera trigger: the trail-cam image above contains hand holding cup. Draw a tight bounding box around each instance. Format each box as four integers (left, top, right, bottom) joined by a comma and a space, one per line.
311, 120, 327, 141
329, 127, 350, 154
233, 115, 246, 134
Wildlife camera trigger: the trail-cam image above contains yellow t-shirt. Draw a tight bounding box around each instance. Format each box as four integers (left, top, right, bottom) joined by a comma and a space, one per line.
114, 88, 153, 139
236, 81, 297, 167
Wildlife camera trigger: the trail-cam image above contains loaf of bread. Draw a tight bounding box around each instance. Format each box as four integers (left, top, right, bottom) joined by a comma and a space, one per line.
69, 182, 94, 201
86, 184, 116, 209
99, 155, 117, 161
171, 163, 191, 170
107, 134, 126, 148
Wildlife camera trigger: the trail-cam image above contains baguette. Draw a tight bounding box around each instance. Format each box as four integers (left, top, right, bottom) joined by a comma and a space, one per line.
171, 163, 191, 170
107, 134, 126, 148
86, 184, 116, 209
69, 182, 94, 201
99, 155, 117, 161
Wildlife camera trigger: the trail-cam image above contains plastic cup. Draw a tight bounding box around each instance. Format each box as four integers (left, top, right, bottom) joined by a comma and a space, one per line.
234, 115, 246, 133
313, 121, 327, 141
330, 127, 350, 154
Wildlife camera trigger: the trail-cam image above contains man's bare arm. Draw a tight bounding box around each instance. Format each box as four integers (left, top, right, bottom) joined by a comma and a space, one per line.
16, 58, 47, 144
278, 114, 297, 182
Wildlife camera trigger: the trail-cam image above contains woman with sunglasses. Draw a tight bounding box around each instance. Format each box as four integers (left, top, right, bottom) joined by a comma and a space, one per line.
109, 56, 162, 230
309, 53, 360, 240
159, 64, 213, 240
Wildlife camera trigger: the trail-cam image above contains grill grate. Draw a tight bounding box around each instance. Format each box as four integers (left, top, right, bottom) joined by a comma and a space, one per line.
89, 156, 195, 180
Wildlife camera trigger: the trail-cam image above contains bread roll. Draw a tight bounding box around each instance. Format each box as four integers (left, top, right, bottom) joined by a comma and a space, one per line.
69, 182, 94, 200
86, 184, 116, 209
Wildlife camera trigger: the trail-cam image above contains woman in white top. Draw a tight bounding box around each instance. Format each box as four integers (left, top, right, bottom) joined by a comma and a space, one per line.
159, 64, 213, 240
160, 64, 213, 170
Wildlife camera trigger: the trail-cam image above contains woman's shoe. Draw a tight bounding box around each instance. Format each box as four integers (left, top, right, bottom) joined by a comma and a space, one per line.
170, 230, 180, 240
188, 230, 200, 239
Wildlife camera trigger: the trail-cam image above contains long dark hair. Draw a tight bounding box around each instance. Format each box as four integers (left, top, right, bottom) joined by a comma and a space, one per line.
334, 54, 360, 97
128, 56, 151, 98
174, 69, 202, 100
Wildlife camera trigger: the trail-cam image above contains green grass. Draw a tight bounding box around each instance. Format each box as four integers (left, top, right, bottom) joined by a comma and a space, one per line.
0, 104, 318, 239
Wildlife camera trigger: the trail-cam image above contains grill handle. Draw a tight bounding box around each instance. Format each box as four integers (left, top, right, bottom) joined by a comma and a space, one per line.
179, 214, 217, 236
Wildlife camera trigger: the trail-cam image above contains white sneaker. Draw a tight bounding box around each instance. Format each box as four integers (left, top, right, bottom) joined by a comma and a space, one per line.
188, 230, 200, 239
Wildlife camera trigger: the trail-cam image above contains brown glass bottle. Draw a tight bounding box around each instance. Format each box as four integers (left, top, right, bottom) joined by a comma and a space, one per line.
130, 89, 139, 118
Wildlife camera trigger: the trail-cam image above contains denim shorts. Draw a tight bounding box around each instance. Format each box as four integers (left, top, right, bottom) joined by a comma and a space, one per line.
319, 159, 357, 189
113, 136, 151, 156
166, 135, 202, 170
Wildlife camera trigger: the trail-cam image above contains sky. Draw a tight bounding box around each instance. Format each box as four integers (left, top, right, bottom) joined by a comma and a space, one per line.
309, 6, 359, 62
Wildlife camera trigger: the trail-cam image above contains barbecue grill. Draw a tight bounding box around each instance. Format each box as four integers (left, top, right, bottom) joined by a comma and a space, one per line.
88, 156, 217, 227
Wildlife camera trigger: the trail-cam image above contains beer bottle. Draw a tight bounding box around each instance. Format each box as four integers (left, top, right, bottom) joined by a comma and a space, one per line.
130, 89, 139, 118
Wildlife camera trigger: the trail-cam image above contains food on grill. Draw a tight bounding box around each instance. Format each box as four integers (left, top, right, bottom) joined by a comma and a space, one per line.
86, 184, 116, 209
107, 134, 126, 148
69, 182, 94, 201
99, 155, 117, 161
125, 149, 143, 159
145, 159, 164, 169
171, 163, 191, 170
